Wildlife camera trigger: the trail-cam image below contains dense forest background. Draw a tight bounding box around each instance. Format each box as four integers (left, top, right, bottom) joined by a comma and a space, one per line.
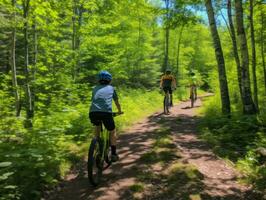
0, 0, 265, 199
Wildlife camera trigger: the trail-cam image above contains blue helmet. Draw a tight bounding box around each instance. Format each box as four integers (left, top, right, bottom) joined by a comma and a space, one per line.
98, 70, 112, 81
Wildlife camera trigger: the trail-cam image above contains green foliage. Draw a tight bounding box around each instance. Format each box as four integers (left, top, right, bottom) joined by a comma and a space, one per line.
0, 89, 170, 199
129, 183, 145, 193
0, 0, 265, 198
116, 89, 164, 129
199, 96, 266, 192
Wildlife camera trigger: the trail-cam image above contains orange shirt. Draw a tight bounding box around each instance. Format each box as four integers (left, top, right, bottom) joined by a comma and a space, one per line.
160, 74, 176, 88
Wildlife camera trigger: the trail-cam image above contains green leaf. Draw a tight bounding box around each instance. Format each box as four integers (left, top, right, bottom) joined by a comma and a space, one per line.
0, 172, 14, 181
4, 185, 17, 189
0, 162, 12, 168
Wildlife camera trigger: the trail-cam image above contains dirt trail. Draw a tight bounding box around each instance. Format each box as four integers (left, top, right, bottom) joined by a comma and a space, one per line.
46, 97, 261, 200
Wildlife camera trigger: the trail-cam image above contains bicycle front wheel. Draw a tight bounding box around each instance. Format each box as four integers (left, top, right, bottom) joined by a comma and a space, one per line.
87, 138, 103, 186
103, 141, 112, 170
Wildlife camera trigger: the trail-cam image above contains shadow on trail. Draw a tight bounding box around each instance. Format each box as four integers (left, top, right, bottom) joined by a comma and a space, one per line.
181, 105, 201, 109
46, 101, 261, 200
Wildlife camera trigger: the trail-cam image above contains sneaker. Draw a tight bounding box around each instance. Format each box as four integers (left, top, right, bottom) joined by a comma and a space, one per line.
111, 154, 119, 162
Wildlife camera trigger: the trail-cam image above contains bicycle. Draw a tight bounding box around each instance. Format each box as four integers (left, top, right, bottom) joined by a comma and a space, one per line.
87, 112, 123, 186
163, 91, 171, 114
190, 85, 197, 108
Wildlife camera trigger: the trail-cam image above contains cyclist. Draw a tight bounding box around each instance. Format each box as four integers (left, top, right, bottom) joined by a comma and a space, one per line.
89, 70, 122, 162
160, 68, 177, 107
189, 72, 197, 104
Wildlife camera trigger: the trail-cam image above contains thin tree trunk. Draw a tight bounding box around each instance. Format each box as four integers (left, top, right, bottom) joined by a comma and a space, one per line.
234, 0, 257, 114
32, 18, 37, 112
227, 0, 242, 95
205, 0, 231, 114
75, 6, 83, 78
260, 9, 266, 94
23, 0, 33, 127
72, 0, 77, 80
176, 25, 184, 85
249, 0, 259, 111
72, 1, 76, 51
76, 7, 82, 50
33, 18, 37, 80
11, 0, 20, 117
163, 0, 170, 70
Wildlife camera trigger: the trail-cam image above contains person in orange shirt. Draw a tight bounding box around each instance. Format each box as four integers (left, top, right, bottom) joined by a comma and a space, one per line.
160, 68, 177, 106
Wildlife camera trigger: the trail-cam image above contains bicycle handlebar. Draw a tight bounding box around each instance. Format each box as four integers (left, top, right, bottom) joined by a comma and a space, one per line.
112, 112, 124, 117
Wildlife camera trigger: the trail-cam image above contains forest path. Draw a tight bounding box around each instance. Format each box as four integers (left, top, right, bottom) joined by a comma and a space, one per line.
46, 96, 259, 200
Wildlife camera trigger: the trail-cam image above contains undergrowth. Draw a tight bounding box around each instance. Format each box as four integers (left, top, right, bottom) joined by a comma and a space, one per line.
0, 88, 176, 200
198, 95, 266, 193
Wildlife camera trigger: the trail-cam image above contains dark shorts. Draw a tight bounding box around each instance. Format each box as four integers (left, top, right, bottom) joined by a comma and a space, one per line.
163, 86, 172, 94
89, 112, 115, 131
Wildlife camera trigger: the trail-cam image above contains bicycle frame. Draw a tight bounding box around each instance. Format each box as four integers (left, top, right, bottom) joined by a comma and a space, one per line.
88, 112, 123, 186
99, 123, 110, 162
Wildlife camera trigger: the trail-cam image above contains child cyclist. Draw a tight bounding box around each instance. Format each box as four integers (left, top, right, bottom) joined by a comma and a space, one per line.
89, 70, 122, 162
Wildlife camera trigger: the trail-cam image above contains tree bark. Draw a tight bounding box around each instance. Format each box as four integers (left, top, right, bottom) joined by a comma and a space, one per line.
234, 0, 257, 114
33, 18, 37, 80
227, 0, 242, 95
176, 25, 184, 85
11, 0, 20, 117
72, 0, 77, 80
163, 0, 170, 70
76, 5, 83, 50
72, 0, 84, 81
23, 0, 34, 127
249, 0, 259, 111
260, 9, 266, 94
205, 0, 231, 114
32, 17, 37, 113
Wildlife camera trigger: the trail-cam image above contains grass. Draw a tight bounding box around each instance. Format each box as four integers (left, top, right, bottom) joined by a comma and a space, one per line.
129, 183, 145, 192
198, 94, 266, 194
168, 163, 203, 181
0, 89, 170, 200
127, 120, 205, 200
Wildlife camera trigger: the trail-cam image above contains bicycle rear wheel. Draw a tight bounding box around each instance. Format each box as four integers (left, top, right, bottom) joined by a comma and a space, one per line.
87, 138, 103, 186
164, 95, 170, 114
191, 91, 195, 108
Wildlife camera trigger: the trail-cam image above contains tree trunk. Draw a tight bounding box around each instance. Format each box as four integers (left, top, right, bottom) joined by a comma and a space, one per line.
11, 0, 20, 117
71, 1, 84, 81
76, 6, 83, 50
176, 25, 184, 86
72, 0, 77, 80
205, 0, 231, 115
33, 18, 37, 80
249, 0, 259, 111
227, 0, 242, 95
163, 0, 170, 70
23, 0, 33, 127
32, 18, 37, 112
261, 9, 266, 94
72, 0, 76, 51
234, 0, 257, 114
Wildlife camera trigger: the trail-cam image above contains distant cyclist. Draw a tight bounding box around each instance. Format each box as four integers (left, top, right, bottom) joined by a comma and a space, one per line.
89, 70, 122, 162
160, 68, 177, 106
189, 72, 197, 106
